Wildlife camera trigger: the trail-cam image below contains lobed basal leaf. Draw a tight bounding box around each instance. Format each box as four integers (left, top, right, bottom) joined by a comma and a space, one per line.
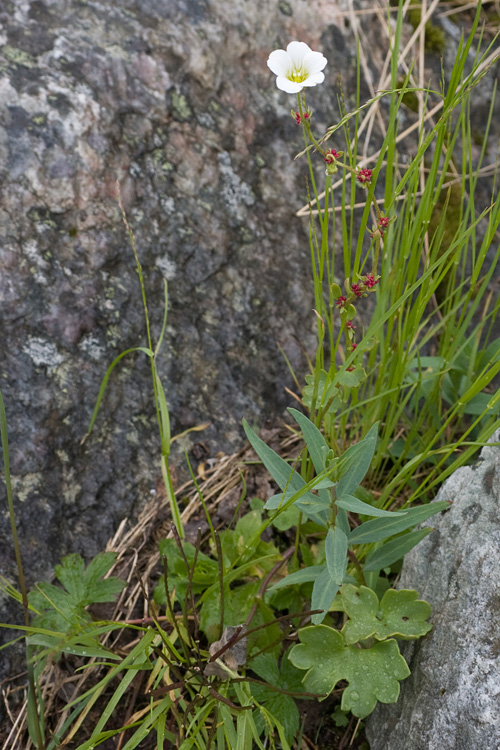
288, 624, 410, 718
340, 585, 432, 644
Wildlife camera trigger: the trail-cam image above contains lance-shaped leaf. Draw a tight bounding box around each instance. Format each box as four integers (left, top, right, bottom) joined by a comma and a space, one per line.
288, 408, 329, 474
336, 423, 378, 500
269, 564, 325, 591
340, 585, 432, 644
326, 527, 348, 585
311, 566, 340, 625
243, 420, 324, 518
363, 528, 433, 571
349, 500, 449, 544
336, 494, 405, 518
289, 625, 410, 718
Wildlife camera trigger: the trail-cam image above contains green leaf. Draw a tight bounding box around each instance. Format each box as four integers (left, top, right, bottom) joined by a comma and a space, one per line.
54, 554, 85, 604
243, 420, 323, 518
336, 366, 366, 388
349, 501, 448, 544
289, 625, 410, 718
86, 347, 154, 435
29, 633, 121, 661
200, 581, 260, 643
81, 552, 126, 604
302, 370, 341, 414
269, 565, 324, 591
336, 495, 405, 518
200, 582, 281, 654
28, 553, 125, 635
340, 585, 432, 644
335, 507, 351, 537
155, 373, 171, 456
336, 423, 378, 500
269, 503, 301, 531
154, 538, 219, 605
288, 408, 329, 474
311, 566, 340, 625
326, 527, 348, 586
243, 419, 304, 493
363, 528, 433, 571
250, 650, 303, 745
462, 392, 499, 415
265, 490, 329, 512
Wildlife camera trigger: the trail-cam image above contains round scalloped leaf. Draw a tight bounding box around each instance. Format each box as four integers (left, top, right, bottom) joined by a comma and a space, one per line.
336, 366, 366, 388
288, 624, 410, 718
340, 584, 432, 644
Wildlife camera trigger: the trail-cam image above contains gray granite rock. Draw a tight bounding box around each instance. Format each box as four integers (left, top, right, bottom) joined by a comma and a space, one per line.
366, 436, 500, 750
0, 0, 357, 684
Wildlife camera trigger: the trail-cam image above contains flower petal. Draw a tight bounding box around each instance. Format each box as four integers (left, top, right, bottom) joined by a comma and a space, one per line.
267, 49, 291, 77
275, 76, 304, 93
302, 72, 325, 87
303, 50, 328, 75
286, 41, 313, 66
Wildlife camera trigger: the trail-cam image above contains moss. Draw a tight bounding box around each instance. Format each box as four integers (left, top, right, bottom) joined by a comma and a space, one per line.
407, 2, 447, 55
29, 208, 57, 229
171, 92, 193, 122
31, 113, 47, 126
2, 45, 36, 68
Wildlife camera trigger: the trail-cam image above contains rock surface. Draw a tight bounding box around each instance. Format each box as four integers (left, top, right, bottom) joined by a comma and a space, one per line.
0, 0, 498, 703
366, 435, 500, 750
0, 0, 356, 684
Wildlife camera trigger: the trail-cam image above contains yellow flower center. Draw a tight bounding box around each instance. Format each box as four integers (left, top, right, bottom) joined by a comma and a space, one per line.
288, 65, 308, 83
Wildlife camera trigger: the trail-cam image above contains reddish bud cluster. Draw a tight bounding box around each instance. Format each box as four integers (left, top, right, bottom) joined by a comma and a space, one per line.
351, 283, 364, 298
378, 216, 389, 229
336, 295, 347, 308
294, 111, 311, 125
346, 321, 356, 330
324, 148, 340, 163
362, 273, 379, 289
357, 168, 372, 185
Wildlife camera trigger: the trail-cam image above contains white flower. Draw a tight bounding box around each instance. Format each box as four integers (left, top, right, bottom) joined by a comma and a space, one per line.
267, 41, 327, 94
